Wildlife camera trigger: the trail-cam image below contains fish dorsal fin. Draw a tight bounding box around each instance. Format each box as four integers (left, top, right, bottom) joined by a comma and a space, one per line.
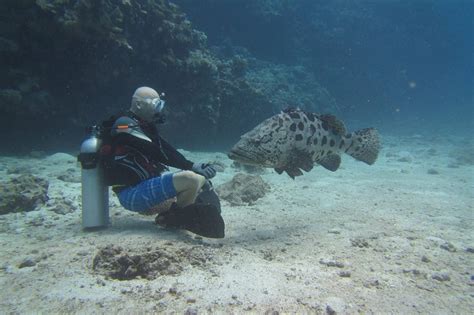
282, 107, 301, 114
318, 114, 347, 135
319, 154, 341, 171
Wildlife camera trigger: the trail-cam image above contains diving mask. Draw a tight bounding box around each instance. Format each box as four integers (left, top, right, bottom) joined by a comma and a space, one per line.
139, 96, 165, 113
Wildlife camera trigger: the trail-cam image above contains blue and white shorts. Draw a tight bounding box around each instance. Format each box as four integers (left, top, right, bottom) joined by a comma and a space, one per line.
116, 172, 177, 212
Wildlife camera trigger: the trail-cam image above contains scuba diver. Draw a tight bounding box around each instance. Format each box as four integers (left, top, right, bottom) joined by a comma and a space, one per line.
100, 86, 224, 238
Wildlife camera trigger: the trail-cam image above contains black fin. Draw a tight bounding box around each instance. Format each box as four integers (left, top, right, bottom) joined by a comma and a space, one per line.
288, 149, 314, 172
318, 114, 347, 135
278, 149, 315, 179
285, 168, 303, 179
156, 203, 225, 238
319, 154, 341, 171
282, 107, 300, 114
274, 167, 284, 174
298, 155, 314, 172
196, 181, 221, 214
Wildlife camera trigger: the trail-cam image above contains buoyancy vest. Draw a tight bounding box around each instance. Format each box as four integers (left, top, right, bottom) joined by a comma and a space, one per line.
99, 113, 168, 188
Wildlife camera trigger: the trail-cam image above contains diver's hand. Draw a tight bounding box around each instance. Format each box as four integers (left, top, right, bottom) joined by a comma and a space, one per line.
192, 163, 217, 179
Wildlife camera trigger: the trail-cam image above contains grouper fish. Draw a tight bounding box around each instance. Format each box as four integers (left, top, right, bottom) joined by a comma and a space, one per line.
228, 108, 380, 178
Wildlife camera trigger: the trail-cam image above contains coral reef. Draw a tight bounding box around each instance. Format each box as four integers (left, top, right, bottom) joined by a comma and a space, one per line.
0, 1, 197, 148
0, 0, 278, 152
56, 168, 81, 183
216, 173, 270, 205
0, 0, 346, 152
244, 62, 337, 113
0, 175, 49, 215
163, 50, 274, 148
47, 196, 77, 215
92, 244, 215, 280
231, 162, 266, 175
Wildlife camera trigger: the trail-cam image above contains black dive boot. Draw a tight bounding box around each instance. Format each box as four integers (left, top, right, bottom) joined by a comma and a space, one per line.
155, 203, 225, 238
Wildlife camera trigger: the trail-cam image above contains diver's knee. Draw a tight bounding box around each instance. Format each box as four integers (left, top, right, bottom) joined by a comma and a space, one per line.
173, 171, 205, 191
195, 173, 206, 189
189, 171, 205, 190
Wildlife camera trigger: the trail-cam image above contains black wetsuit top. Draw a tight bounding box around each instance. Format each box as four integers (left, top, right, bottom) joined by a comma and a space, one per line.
101, 112, 193, 189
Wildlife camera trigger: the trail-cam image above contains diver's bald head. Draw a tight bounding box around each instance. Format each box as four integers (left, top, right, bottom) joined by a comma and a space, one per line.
130, 86, 161, 122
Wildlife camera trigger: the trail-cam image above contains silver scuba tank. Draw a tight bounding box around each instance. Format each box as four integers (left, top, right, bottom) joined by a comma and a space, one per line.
78, 126, 109, 229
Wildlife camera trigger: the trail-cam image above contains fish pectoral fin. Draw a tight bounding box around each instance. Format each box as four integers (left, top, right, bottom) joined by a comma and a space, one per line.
299, 159, 314, 172
275, 166, 303, 178
288, 149, 314, 172
276, 149, 314, 178
319, 154, 341, 172
285, 168, 304, 179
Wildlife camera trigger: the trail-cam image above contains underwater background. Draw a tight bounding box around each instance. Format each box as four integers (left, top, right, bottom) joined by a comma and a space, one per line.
0, 1, 473, 314
0, 0, 472, 153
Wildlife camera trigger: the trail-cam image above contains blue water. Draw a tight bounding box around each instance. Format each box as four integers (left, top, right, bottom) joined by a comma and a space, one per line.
177, 0, 473, 137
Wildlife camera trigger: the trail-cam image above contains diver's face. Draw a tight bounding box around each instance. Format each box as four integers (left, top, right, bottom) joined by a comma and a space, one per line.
133, 96, 165, 122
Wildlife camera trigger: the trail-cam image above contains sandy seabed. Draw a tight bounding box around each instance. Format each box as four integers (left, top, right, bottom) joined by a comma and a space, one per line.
0, 134, 472, 314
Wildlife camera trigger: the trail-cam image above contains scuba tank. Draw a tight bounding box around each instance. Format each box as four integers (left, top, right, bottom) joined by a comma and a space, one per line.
78, 126, 109, 229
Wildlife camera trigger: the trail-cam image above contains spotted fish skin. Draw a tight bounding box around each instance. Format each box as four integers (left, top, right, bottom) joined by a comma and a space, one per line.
228, 108, 380, 179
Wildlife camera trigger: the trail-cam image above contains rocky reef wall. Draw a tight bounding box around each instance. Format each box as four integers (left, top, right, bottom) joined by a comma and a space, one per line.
0, 0, 279, 153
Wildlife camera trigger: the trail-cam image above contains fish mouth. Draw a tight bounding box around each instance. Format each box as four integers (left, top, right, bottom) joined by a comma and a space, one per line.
228, 149, 262, 166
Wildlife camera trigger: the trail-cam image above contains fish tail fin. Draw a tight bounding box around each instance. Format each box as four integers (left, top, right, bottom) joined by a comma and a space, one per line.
346, 128, 380, 165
